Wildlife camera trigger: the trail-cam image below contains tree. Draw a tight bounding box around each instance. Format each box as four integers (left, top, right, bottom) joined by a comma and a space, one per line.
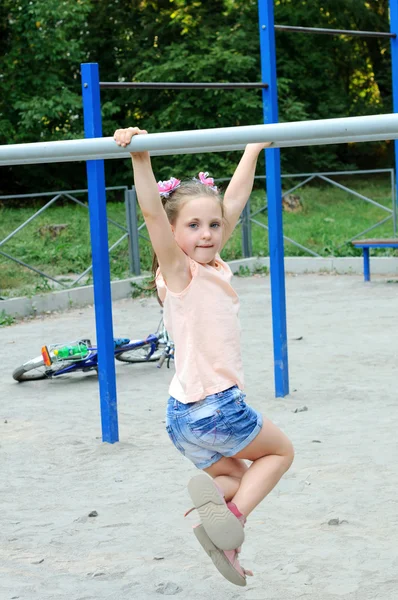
0, 0, 91, 193
0, 0, 395, 194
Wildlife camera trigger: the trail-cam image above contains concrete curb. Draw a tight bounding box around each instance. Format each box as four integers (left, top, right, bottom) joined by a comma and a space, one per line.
0, 275, 148, 319
1, 257, 398, 318
228, 256, 398, 276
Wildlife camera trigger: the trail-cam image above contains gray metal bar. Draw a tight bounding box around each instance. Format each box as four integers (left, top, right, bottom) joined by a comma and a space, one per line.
125, 189, 134, 274
251, 205, 268, 218
282, 175, 316, 198
252, 169, 394, 181
280, 168, 394, 177
3, 113, 398, 166
0, 249, 68, 287
70, 233, 129, 286
241, 200, 253, 258
317, 175, 393, 212
274, 25, 396, 39
250, 218, 321, 257
136, 221, 151, 241
392, 168, 397, 236
125, 188, 141, 275
0, 186, 127, 201
0, 194, 62, 248
100, 82, 268, 89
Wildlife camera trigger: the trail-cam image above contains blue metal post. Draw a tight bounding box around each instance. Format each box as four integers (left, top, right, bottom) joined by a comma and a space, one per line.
363, 248, 370, 282
258, 0, 289, 397
81, 63, 119, 443
390, 0, 398, 231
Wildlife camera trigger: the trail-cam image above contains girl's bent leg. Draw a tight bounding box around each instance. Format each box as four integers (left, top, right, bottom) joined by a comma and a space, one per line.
204, 457, 248, 502
231, 417, 294, 517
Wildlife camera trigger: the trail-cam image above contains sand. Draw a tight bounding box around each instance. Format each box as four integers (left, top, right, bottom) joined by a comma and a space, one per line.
1, 273, 398, 600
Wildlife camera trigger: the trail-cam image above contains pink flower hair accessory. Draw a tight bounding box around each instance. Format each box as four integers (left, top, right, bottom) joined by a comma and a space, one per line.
157, 177, 181, 198
196, 171, 218, 192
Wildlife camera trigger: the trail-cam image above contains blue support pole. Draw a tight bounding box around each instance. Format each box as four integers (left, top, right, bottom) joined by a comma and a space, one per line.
363, 248, 370, 282
258, 0, 289, 397
81, 63, 119, 443
390, 0, 398, 232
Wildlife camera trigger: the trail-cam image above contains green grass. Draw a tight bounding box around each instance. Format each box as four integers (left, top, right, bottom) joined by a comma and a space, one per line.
0, 310, 16, 327
0, 176, 396, 298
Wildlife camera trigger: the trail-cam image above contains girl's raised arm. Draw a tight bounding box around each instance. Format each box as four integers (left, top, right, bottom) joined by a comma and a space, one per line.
114, 128, 187, 279
221, 142, 272, 248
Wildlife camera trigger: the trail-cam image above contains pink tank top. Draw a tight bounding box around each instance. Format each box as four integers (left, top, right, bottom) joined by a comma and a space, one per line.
156, 255, 244, 404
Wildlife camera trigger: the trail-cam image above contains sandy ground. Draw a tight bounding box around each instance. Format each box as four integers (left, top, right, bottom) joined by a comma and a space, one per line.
1, 273, 398, 600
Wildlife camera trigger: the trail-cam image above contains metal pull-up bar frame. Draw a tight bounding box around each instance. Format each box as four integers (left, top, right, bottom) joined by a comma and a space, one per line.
2, 113, 398, 166
99, 82, 268, 89
274, 24, 396, 38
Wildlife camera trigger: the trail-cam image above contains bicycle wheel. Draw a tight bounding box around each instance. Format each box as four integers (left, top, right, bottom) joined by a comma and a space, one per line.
115, 341, 163, 363
12, 355, 65, 382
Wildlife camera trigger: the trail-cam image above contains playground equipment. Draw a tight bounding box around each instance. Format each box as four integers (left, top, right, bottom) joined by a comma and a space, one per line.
1, 0, 398, 443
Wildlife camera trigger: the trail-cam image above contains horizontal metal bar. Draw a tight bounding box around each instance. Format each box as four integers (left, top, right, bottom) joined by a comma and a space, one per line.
100, 82, 268, 89
2, 113, 398, 166
274, 25, 396, 39
282, 175, 316, 198
251, 169, 394, 180
223, 169, 393, 186
0, 186, 127, 201
0, 145, 248, 166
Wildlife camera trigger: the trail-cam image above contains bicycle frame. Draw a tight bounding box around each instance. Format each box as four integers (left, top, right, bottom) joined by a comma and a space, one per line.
42, 333, 160, 378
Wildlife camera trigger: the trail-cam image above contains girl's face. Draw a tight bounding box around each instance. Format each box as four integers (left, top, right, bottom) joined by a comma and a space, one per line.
172, 195, 223, 265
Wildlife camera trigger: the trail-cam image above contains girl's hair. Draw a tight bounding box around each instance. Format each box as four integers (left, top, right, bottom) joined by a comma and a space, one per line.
148, 179, 224, 303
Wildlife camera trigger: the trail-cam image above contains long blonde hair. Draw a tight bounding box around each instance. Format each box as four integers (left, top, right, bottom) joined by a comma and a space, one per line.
149, 180, 224, 301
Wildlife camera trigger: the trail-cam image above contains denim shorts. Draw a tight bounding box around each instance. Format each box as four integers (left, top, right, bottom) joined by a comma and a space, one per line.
165, 386, 263, 469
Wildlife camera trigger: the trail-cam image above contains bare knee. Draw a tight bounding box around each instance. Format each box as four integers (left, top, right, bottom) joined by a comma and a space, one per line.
283, 440, 294, 472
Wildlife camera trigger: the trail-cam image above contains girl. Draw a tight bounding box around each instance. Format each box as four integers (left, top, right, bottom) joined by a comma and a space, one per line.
114, 127, 294, 587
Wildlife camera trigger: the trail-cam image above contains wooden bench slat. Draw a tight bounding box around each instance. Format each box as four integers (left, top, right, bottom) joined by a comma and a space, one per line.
352, 239, 398, 245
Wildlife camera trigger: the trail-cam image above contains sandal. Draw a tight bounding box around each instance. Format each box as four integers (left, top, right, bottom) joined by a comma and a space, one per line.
193, 524, 253, 587
187, 474, 245, 551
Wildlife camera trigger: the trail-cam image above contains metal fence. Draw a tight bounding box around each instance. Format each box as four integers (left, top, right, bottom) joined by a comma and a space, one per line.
238, 168, 397, 260
0, 169, 396, 288
0, 186, 129, 289
129, 168, 397, 273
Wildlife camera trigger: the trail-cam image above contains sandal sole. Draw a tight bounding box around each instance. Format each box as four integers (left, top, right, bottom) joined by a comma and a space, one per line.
188, 474, 244, 551
194, 524, 246, 587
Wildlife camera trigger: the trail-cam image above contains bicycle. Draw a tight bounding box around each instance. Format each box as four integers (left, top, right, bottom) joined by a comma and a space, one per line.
12, 317, 174, 382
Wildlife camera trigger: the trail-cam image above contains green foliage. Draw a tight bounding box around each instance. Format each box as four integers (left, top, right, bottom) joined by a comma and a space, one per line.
0, 177, 396, 298
235, 264, 269, 277
0, 310, 15, 327
0, 0, 91, 191
130, 279, 156, 298
0, 0, 90, 141
0, 0, 395, 193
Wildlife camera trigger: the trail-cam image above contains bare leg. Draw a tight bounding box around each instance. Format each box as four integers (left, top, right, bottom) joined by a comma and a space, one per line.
204, 457, 248, 502
231, 417, 294, 516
